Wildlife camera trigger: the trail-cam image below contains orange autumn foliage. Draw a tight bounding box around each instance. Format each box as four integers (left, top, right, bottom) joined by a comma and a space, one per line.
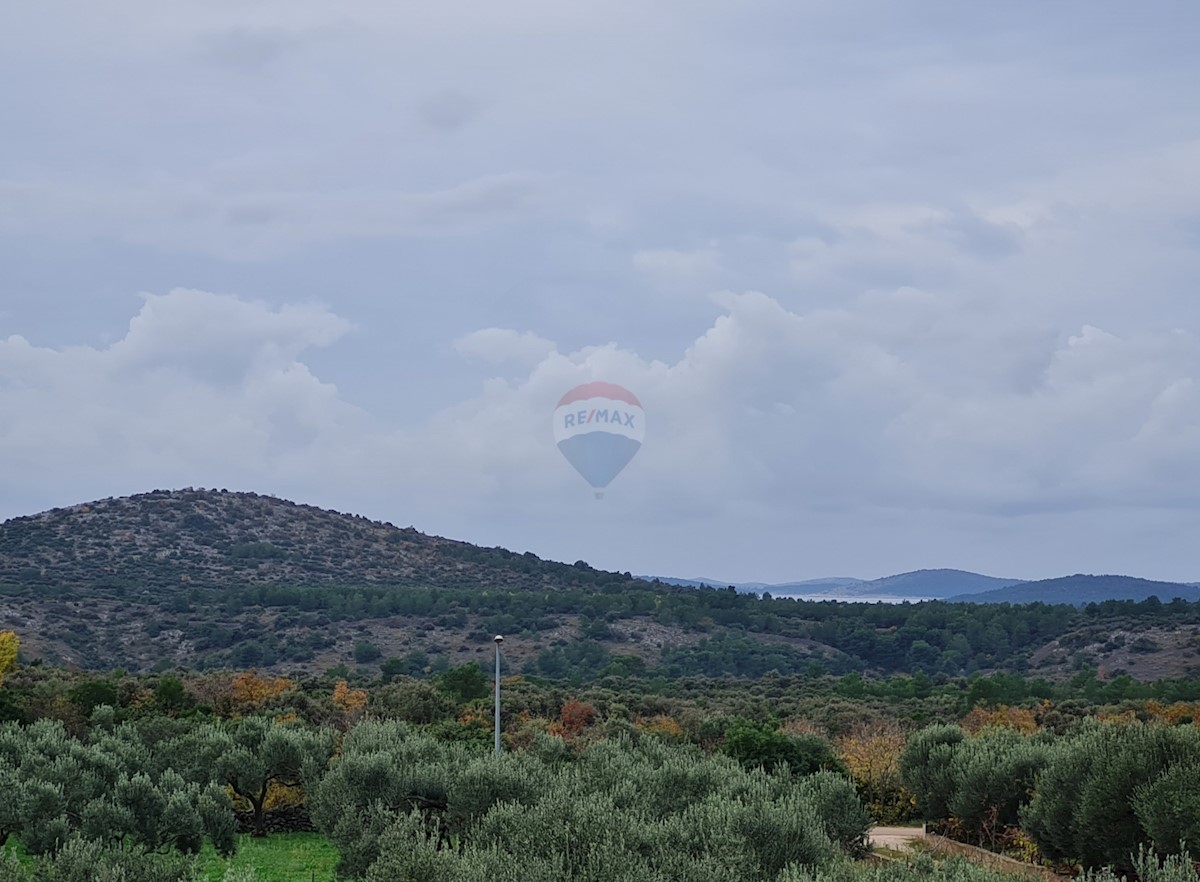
230, 671, 294, 710
1144, 700, 1199, 726
961, 704, 1038, 734
635, 715, 686, 741
549, 698, 596, 738
332, 680, 368, 729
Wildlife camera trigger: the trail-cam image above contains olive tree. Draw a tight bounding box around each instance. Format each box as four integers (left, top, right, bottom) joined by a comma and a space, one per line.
0, 718, 236, 857
169, 717, 334, 836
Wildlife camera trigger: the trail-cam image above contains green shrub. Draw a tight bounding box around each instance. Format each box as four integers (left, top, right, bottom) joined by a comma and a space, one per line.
1134, 760, 1200, 855
797, 770, 872, 856
944, 728, 1048, 844
1021, 722, 1200, 871
898, 724, 964, 821
312, 722, 859, 882
721, 721, 844, 776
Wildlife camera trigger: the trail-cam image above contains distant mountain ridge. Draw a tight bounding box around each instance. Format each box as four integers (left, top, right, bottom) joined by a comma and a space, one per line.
644, 569, 1023, 599
643, 576, 865, 594
648, 568, 1200, 606
839, 569, 1025, 598
951, 574, 1200, 605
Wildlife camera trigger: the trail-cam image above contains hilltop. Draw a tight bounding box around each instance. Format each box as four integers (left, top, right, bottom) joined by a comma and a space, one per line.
0, 488, 614, 593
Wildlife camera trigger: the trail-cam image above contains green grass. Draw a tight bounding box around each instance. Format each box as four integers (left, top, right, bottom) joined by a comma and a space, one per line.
1, 840, 31, 864
200, 833, 338, 882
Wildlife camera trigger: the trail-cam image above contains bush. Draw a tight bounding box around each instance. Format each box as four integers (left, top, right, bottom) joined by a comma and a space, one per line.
354, 641, 382, 664
438, 664, 489, 703
1018, 722, 1200, 871
371, 681, 456, 724
797, 770, 872, 857
1134, 760, 1200, 855
311, 723, 861, 882
898, 724, 964, 821
721, 721, 844, 776
17, 838, 201, 882
0, 719, 237, 858
944, 728, 1048, 844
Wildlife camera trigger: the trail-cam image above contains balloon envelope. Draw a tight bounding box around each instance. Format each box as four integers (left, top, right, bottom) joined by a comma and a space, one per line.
553, 382, 644, 495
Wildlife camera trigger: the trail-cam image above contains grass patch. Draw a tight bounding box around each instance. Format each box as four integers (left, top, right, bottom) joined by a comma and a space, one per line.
200, 833, 337, 882
1, 840, 31, 864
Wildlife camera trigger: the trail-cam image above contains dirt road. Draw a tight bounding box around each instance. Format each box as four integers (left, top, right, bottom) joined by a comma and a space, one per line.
869, 826, 926, 853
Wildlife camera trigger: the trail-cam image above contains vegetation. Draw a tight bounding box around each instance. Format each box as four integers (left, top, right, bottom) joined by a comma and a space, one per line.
311, 721, 869, 880
786, 852, 1200, 882
0, 634, 16, 688
3, 490, 1200, 879
0, 654, 1196, 878
199, 833, 337, 882
4, 490, 1200, 681
899, 719, 1200, 872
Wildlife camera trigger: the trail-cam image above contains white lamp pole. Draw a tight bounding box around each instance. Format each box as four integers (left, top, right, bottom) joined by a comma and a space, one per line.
493, 635, 504, 756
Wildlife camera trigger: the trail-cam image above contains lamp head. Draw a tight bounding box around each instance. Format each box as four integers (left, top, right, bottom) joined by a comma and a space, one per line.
494, 635, 504, 644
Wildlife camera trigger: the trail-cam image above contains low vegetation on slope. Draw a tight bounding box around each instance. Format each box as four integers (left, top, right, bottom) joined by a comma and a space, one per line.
2, 490, 1200, 680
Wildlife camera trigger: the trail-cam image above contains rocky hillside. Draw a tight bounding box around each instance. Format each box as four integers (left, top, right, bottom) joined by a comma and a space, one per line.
2, 490, 1199, 682
0, 488, 612, 593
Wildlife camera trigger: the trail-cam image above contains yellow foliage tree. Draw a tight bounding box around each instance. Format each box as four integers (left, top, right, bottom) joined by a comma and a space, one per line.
332, 680, 368, 730
229, 670, 294, 710
837, 720, 915, 823
1144, 699, 1198, 726
961, 704, 1038, 734
635, 715, 687, 742
0, 631, 18, 686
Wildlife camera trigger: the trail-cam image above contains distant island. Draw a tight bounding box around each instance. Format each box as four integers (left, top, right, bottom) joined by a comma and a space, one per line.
646, 567, 1199, 604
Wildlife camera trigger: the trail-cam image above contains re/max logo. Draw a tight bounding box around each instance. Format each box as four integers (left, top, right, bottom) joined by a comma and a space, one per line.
563, 409, 636, 429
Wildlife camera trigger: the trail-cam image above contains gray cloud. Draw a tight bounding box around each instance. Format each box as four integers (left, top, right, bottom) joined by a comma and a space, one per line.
3, 1, 1200, 580
4, 288, 1200, 581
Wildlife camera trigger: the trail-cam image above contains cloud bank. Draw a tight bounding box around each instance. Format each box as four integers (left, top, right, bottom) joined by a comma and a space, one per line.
3, 288, 1199, 581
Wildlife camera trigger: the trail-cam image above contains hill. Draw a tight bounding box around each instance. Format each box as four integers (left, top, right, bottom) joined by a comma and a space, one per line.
0, 488, 611, 593
842, 569, 1026, 599
2, 489, 1199, 681
950, 574, 1200, 605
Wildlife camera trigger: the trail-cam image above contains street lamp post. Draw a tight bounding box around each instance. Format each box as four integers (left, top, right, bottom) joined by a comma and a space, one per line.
493, 635, 504, 756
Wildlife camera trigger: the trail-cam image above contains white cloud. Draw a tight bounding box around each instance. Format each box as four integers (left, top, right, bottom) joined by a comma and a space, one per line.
6, 287, 1200, 533
454, 328, 556, 366
0, 290, 362, 502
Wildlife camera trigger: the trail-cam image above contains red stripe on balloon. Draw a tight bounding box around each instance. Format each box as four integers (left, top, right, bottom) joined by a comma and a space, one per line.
555, 382, 642, 408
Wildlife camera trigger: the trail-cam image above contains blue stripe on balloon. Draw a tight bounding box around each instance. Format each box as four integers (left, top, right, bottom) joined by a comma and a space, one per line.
557, 432, 642, 489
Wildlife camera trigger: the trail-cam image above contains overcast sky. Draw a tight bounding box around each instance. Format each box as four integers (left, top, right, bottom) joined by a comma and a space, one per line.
3, 1, 1200, 583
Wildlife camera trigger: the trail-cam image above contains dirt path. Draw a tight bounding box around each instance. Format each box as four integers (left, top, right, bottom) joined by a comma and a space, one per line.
869, 826, 926, 853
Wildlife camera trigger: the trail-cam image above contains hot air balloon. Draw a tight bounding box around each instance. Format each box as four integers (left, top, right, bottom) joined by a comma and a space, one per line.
553, 381, 644, 498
